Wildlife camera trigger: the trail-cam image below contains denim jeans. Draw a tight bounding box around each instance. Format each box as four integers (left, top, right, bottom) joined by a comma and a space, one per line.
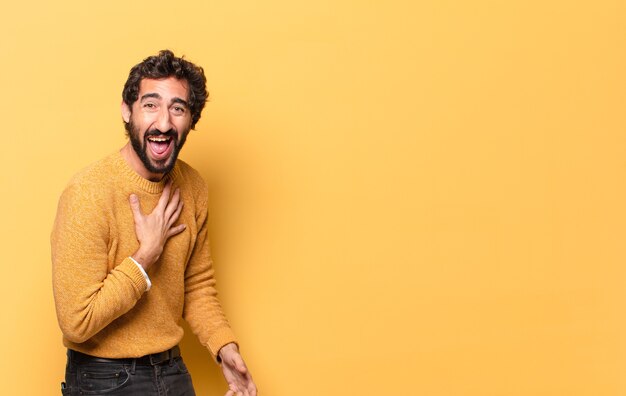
61, 349, 196, 395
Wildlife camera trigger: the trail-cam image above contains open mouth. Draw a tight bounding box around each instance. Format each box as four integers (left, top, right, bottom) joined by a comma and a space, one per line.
147, 135, 174, 159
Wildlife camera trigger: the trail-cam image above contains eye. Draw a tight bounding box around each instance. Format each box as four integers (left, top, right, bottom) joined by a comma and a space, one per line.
172, 106, 186, 114
143, 103, 157, 109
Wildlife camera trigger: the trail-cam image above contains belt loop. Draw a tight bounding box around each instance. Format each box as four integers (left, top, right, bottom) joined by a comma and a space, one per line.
169, 348, 174, 366
130, 358, 136, 375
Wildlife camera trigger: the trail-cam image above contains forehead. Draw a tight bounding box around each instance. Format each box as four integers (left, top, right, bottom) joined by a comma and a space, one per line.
138, 77, 189, 101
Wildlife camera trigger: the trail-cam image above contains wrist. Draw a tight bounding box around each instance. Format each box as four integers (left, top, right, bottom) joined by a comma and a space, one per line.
132, 248, 158, 270
218, 342, 238, 363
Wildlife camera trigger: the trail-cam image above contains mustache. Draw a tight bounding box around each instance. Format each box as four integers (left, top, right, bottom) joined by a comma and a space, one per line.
145, 129, 176, 139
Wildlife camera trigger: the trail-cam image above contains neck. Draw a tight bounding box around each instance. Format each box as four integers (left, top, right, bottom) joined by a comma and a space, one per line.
120, 143, 165, 182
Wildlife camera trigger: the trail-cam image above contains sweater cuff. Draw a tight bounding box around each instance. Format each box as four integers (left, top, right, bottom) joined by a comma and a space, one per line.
128, 256, 151, 291
119, 257, 149, 294
205, 327, 238, 363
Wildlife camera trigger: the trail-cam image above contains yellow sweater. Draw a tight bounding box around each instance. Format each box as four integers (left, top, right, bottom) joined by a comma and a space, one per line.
51, 151, 236, 359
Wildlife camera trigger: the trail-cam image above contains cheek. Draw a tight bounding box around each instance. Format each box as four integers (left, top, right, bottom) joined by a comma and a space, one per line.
174, 118, 192, 132
133, 115, 155, 133
140, 112, 157, 124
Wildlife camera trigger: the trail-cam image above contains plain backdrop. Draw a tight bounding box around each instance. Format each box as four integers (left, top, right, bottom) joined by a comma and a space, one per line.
2, 1, 626, 395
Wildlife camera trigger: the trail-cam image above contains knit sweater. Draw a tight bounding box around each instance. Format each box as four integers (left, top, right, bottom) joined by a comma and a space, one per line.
51, 151, 236, 359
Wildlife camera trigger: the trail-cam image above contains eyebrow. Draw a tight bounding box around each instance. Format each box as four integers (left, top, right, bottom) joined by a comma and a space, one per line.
172, 97, 189, 107
140, 93, 161, 101
140, 93, 189, 107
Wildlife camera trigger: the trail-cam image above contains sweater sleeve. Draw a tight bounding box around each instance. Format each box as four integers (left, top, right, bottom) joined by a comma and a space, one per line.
51, 182, 148, 344
182, 187, 237, 361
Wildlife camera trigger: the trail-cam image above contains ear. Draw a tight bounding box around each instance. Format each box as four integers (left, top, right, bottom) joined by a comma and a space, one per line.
121, 101, 131, 123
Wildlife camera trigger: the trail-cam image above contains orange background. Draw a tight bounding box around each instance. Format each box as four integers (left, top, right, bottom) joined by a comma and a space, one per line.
2, 1, 626, 395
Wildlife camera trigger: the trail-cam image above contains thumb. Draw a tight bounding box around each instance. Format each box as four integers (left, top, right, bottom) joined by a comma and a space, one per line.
234, 355, 248, 374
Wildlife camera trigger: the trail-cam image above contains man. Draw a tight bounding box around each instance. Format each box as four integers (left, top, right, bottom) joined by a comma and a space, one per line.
52, 50, 257, 396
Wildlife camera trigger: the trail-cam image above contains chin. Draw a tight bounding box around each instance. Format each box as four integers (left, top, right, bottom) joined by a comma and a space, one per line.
148, 157, 176, 174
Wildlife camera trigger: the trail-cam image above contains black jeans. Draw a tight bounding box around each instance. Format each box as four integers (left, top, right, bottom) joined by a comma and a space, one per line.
61, 349, 196, 395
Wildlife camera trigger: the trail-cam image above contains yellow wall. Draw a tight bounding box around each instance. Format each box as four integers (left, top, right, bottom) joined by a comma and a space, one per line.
2, 1, 626, 395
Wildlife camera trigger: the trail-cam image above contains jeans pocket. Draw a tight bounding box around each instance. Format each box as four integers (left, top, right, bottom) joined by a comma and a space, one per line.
166, 357, 189, 375
77, 365, 130, 394
177, 357, 190, 374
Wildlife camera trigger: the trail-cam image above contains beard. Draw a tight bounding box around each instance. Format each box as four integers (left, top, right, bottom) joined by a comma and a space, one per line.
126, 119, 189, 175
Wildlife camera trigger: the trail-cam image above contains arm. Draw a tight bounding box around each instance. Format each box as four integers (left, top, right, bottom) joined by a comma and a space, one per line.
182, 192, 237, 358
182, 187, 257, 395
51, 181, 184, 343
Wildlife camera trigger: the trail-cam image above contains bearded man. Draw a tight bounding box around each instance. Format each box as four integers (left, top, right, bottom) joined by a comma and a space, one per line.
52, 50, 257, 396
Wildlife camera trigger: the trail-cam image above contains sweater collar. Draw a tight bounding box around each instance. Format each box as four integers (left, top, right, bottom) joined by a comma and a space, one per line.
113, 150, 181, 194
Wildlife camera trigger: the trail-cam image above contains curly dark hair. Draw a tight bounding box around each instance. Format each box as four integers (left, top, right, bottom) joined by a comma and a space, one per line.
122, 49, 208, 129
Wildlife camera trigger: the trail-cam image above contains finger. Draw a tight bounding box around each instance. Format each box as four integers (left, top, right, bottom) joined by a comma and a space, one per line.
224, 391, 234, 396
247, 378, 257, 396
164, 188, 181, 219
129, 194, 143, 219
166, 223, 187, 238
156, 181, 173, 211
227, 383, 239, 396
167, 200, 184, 228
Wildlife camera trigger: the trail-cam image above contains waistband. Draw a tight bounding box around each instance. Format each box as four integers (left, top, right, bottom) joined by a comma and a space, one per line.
68, 345, 181, 366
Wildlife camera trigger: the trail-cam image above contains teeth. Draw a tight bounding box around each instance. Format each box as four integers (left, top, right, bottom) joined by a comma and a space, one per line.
148, 137, 170, 142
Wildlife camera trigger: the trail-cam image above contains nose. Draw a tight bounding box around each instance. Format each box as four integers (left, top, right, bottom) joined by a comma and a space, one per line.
155, 107, 172, 132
